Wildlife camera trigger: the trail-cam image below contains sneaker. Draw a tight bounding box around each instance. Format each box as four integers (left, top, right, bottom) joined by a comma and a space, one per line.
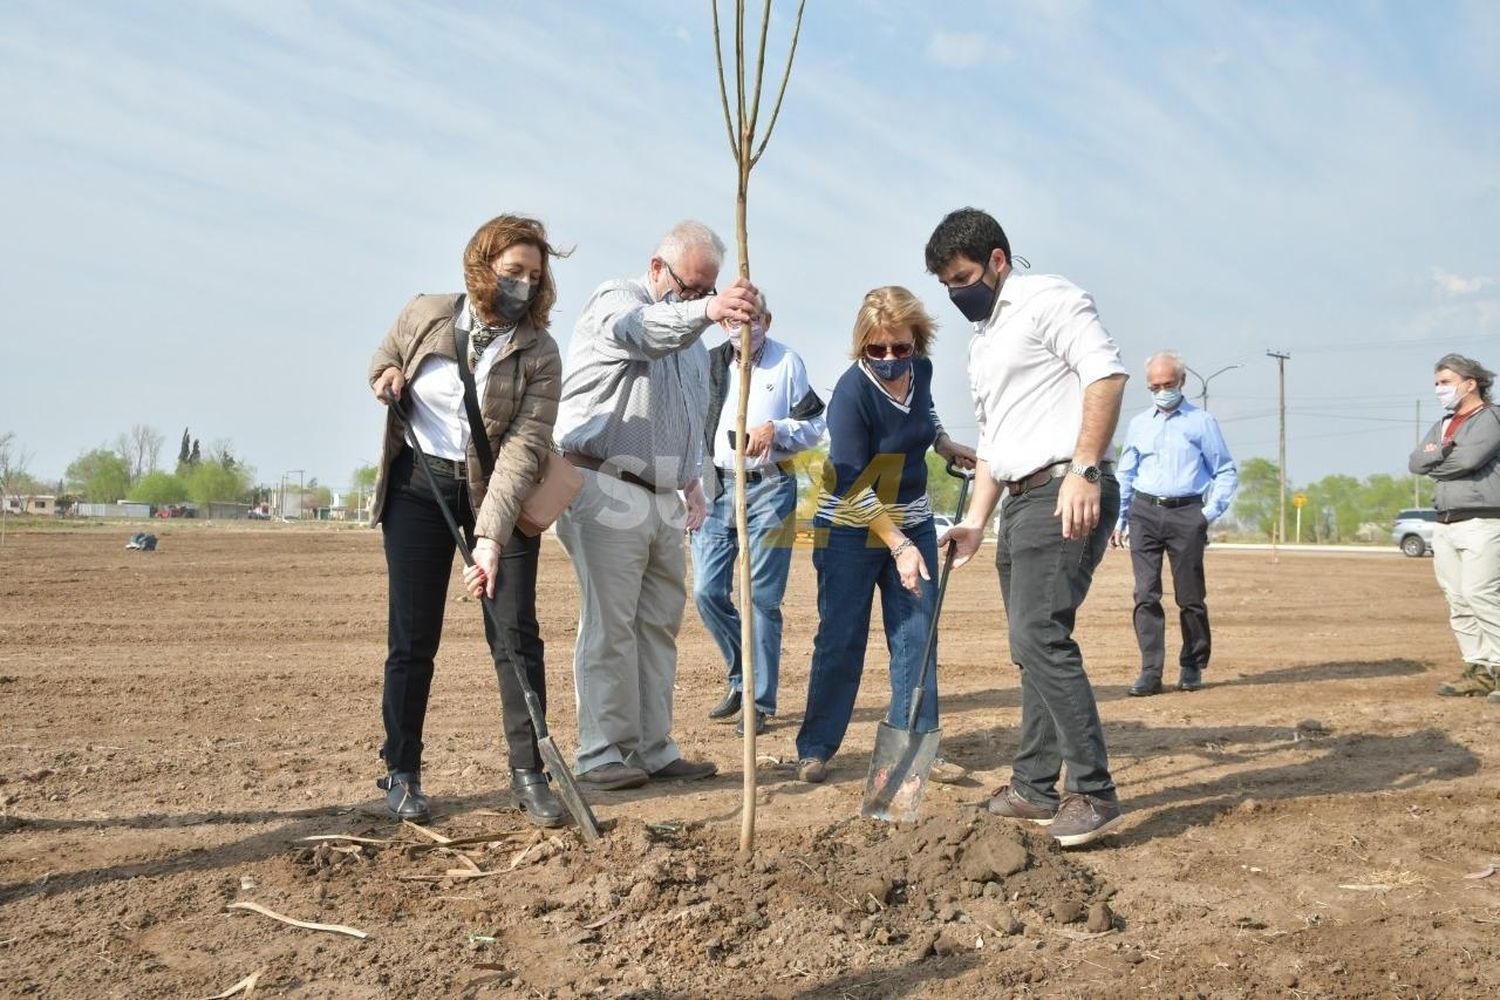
1436, 664, 1498, 697
929, 757, 968, 784
1049, 793, 1123, 848
985, 784, 1059, 825
797, 757, 828, 783
577, 762, 649, 790
649, 757, 718, 781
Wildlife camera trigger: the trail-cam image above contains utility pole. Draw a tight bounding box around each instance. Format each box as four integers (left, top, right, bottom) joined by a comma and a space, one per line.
1267, 350, 1290, 559
1185, 362, 1244, 411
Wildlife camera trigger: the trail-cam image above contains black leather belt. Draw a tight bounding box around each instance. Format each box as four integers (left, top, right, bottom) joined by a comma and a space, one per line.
718, 461, 793, 485
564, 452, 672, 494
1136, 491, 1202, 509
1004, 460, 1115, 497
406, 448, 466, 480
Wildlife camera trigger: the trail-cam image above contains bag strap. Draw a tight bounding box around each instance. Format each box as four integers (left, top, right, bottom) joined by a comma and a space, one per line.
452, 308, 497, 481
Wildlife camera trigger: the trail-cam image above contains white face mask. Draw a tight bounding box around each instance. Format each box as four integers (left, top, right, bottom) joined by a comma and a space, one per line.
1151, 387, 1183, 410
1436, 383, 1464, 411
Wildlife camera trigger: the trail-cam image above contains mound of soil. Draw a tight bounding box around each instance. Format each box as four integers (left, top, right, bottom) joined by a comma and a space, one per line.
261, 810, 1115, 997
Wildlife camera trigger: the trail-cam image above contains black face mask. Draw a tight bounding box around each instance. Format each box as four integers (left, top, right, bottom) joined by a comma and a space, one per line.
493, 276, 535, 324
948, 272, 998, 323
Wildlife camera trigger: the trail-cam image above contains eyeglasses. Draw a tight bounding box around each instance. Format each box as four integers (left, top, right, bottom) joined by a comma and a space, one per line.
864, 342, 915, 360
662, 259, 716, 301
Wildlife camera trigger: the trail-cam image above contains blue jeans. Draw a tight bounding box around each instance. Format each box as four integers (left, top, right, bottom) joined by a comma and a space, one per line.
691, 473, 798, 715
796, 518, 940, 763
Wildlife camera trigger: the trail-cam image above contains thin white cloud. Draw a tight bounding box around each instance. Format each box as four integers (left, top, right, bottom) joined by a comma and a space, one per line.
1430, 267, 1494, 295
926, 31, 987, 69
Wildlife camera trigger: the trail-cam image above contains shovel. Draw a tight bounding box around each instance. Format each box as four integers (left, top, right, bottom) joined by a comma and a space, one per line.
383, 389, 602, 844
860, 461, 974, 823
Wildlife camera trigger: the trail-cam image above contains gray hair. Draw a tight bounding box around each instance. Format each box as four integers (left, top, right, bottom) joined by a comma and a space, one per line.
1436, 352, 1495, 403
655, 220, 726, 269
1145, 350, 1187, 381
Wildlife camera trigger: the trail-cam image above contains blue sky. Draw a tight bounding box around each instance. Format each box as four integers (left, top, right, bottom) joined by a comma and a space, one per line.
2, 0, 1496, 492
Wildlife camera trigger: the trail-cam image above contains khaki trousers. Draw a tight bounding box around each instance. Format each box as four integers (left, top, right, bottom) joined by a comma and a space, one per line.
557, 469, 687, 774
1433, 517, 1500, 671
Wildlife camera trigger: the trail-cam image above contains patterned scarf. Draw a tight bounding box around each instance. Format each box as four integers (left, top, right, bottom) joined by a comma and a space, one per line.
466, 300, 516, 369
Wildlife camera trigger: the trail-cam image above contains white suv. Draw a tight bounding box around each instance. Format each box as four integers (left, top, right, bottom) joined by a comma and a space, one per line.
1392, 508, 1437, 557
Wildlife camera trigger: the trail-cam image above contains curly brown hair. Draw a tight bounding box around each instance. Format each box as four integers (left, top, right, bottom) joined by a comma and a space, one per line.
848, 286, 937, 359
462, 215, 570, 328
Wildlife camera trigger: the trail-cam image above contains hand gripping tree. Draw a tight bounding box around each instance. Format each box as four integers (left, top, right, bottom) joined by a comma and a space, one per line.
711, 0, 806, 855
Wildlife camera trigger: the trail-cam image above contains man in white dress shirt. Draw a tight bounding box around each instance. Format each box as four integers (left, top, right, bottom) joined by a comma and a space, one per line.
927, 207, 1129, 848
692, 301, 826, 735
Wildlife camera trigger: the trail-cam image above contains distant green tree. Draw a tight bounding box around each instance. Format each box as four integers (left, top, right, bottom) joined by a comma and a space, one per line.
178, 428, 191, 466
184, 460, 253, 505
924, 451, 965, 518
1232, 457, 1281, 540
65, 448, 132, 503
130, 471, 189, 506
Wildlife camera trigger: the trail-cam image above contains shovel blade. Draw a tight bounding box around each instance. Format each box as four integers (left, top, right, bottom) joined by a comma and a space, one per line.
537, 736, 601, 844
860, 722, 942, 823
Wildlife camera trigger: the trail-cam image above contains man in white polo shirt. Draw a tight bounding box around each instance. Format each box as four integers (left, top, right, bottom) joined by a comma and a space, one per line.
693, 300, 826, 735
927, 207, 1129, 848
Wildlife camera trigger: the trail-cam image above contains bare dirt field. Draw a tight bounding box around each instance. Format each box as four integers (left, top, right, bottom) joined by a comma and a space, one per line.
0, 522, 1496, 999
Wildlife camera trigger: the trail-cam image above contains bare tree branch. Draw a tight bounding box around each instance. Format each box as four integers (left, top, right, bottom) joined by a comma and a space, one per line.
711, 0, 741, 163
745, 0, 773, 141
750, 0, 807, 168
735, 0, 747, 137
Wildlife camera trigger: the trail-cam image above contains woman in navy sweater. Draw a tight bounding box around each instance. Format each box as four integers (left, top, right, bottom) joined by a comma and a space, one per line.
795, 286, 974, 783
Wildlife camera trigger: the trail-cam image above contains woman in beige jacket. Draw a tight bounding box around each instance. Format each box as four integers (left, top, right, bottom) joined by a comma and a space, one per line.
367, 215, 565, 825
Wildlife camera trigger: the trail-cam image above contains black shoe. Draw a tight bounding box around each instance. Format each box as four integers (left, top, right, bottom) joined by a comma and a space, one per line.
1128, 675, 1164, 697
510, 768, 565, 828
708, 687, 742, 721
377, 770, 430, 823
735, 711, 768, 736
1177, 668, 1204, 692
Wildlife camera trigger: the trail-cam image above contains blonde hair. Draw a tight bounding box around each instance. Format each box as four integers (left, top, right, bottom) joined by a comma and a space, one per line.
849, 286, 936, 359
462, 215, 570, 328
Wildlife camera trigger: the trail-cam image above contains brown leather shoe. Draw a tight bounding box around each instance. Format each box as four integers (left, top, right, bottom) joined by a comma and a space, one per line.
1049, 794, 1123, 848
985, 784, 1058, 825
649, 757, 718, 781
577, 762, 649, 790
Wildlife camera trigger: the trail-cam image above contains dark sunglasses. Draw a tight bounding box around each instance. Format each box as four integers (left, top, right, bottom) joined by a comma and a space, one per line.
662, 259, 716, 301
864, 342, 915, 360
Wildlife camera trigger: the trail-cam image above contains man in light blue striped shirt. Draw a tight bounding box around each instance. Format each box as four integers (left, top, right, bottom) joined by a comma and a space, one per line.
1111, 351, 1238, 696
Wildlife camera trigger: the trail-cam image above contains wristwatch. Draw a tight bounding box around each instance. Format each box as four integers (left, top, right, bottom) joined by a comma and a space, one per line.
1067, 462, 1102, 484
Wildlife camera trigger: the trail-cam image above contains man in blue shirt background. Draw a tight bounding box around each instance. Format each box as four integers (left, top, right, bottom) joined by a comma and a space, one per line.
1111, 351, 1239, 696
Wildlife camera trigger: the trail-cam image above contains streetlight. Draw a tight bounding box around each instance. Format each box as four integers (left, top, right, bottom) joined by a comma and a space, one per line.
1184, 363, 1243, 411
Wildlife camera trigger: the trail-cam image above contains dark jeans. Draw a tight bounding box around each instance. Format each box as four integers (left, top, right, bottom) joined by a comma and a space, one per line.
997, 475, 1118, 805
381, 449, 546, 773
1128, 502, 1211, 678
797, 519, 940, 764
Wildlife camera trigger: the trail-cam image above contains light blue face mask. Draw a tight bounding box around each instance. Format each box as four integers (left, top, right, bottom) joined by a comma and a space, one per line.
1152, 387, 1184, 410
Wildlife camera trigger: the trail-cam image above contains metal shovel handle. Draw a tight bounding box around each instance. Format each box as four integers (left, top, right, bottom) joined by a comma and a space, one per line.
904, 461, 976, 731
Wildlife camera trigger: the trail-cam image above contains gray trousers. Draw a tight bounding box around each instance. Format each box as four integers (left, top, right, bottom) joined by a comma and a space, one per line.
1128, 501, 1211, 679
556, 469, 686, 774
997, 475, 1118, 805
